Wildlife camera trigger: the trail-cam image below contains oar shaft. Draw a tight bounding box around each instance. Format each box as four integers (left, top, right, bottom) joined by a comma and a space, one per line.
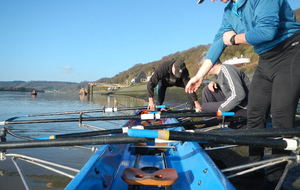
127, 129, 297, 150
28, 107, 141, 117
170, 131, 289, 149
0, 136, 151, 149
36, 129, 123, 140
1, 115, 141, 125
28, 109, 105, 117
204, 128, 300, 137
27, 105, 167, 117
35, 120, 214, 140
1, 112, 234, 125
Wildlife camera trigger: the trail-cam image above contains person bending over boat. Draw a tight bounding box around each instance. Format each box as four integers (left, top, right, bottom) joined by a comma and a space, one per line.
201, 61, 250, 117
186, 0, 300, 129
147, 58, 202, 111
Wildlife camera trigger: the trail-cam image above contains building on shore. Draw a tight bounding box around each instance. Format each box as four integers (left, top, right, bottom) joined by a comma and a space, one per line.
223, 57, 250, 67
79, 88, 88, 95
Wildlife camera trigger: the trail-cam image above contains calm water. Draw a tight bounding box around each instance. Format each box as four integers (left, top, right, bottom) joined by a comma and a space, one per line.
0, 91, 146, 190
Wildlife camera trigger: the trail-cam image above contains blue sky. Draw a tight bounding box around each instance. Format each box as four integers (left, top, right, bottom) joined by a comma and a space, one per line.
0, 0, 299, 83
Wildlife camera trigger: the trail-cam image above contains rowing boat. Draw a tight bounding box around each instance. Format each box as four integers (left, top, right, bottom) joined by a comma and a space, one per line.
65, 110, 236, 190
2, 107, 298, 189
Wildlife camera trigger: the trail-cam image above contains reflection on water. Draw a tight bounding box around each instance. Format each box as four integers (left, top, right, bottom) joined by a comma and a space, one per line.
0, 91, 146, 190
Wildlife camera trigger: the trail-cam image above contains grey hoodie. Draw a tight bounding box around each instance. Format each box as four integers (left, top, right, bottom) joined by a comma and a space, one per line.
217, 64, 250, 112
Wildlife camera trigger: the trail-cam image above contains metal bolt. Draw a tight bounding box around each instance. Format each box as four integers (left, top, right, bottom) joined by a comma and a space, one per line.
94, 167, 100, 174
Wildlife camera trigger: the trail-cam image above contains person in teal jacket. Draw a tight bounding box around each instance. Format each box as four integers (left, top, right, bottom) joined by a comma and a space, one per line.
186, 0, 300, 129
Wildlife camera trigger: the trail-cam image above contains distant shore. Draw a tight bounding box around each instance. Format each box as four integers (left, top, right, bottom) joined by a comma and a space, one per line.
0, 88, 45, 93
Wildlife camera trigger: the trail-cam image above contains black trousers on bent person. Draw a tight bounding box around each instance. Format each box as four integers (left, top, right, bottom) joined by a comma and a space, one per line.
201, 86, 225, 112
201, 86, 247, 117
247, 33, 300, 129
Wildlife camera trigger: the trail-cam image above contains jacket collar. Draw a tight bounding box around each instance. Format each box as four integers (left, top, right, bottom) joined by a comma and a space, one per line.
236, 0, 247, 9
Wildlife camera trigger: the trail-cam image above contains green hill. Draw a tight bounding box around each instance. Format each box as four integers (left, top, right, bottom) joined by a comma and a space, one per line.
0, 81, 88, 93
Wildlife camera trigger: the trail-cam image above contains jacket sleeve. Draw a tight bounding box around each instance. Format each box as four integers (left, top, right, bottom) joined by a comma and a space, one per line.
218, 67, 246, 112
147, 72, 160, 98
205, 9, 232, 64
245, 0, 280, 45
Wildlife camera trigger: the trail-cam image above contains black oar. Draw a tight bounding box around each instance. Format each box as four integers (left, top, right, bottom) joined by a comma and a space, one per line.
0, 136, 151, 149
27, 106, 150, 117
27, 105, 170, 117
127, 129, 299, 150
34, 119, 222, 140
203, 127, 300, 138
0, 112, 234, 125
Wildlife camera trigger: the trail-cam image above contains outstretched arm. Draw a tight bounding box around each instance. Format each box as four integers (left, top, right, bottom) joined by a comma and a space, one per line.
147, 73, 160, 110
185, 59, 213, 94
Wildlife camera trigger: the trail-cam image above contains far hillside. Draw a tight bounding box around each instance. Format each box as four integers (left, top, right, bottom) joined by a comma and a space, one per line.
0, 81, 88, 93
97, 8, 300, 84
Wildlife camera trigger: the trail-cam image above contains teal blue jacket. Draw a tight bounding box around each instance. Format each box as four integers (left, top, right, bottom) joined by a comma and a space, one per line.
205, 0, 300, 64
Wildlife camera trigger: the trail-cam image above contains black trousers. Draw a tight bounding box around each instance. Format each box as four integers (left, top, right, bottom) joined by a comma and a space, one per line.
247, 33, 300, 129
201, 86, 225, 112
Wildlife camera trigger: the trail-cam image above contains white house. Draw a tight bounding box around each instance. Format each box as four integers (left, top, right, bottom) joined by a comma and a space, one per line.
223, 57, 250, 66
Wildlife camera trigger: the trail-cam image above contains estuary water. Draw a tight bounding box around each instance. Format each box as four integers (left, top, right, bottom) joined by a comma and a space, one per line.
0, 91, 146, 190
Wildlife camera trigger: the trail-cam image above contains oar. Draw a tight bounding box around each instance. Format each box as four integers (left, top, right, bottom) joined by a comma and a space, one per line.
34, 119, 223, 140
0, 105, 170, 122
127, 129, 299, 150
0, 112, 234, 125
0, 136, 152, 149
203, 127, 300, 138
28, 105, 167, 117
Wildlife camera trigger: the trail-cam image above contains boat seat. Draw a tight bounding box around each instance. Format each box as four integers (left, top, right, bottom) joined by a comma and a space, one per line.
122, 168, 178, 186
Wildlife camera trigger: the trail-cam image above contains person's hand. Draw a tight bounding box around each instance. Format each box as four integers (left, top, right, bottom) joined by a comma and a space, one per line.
194, 101, 202, 112
223, 30, 236, 46
208, 81, 218, 92
147, 98, 156, 110
185, 76, 203, 94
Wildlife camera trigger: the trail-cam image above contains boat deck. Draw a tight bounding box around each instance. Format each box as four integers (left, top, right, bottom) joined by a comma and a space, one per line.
65, 117, 235, 190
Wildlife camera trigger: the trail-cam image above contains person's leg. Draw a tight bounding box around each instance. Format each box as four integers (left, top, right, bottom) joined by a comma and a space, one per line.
270, 42, 300, 128
201, 86, 225, 103
201, 86, 226, 112
157, 81, 167, 105
247, 66, 271, 158
234, 108, 247, 118
247, 62, 272, 129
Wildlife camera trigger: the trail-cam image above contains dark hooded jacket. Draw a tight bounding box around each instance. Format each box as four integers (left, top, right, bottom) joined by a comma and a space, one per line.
147, 60, 198, 101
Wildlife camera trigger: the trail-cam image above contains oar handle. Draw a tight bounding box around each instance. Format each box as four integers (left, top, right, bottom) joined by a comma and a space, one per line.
128, 129, 170, 139
217, 112, 235, 117
127, 129, 299, 151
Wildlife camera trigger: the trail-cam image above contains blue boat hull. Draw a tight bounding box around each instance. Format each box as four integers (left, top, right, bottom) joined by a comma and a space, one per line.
65, 118, 235, 190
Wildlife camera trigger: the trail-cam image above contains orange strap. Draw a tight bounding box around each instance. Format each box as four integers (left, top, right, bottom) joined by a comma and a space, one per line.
122, 168, 178, 186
